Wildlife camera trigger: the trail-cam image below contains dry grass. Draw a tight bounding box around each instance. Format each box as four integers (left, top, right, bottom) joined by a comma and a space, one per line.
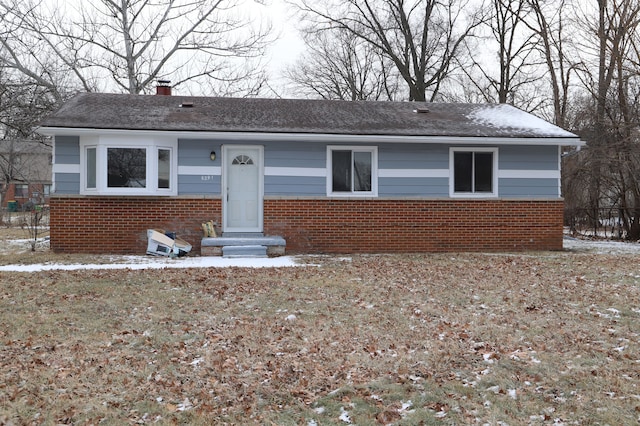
0, 219, 50, 263
1, 247, 640, 424
0, 225, 111, 267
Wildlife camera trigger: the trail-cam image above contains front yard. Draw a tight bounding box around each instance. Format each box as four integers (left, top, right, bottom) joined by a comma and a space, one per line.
1, 241, 639, 424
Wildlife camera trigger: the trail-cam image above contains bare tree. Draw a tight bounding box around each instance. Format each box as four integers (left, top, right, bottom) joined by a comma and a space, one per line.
0, 0, 272, 95
0, 137, 51, 248
292, 0, 486, 102
460, 0, 542, 107
524, 0, 579, 128
0, 69, 56, 204
490, 0, 539, 104
562, 0, 640, 240
285, 29, 399, 100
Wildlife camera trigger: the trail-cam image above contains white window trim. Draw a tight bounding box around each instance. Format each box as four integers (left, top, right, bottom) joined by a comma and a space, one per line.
80, 135, 178, 196
156, 145, 175, 192
326, 146, 378, 197
449, 147, 499, 198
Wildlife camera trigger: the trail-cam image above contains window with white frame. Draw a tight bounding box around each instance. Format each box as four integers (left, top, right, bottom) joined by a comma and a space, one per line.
81, 137, 177, 195
14, 184, 29, 198
450, 147, 498, 197
327, 146, 377, 196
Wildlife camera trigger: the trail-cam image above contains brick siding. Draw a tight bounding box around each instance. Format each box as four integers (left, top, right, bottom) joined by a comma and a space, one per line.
50, 196, 563, 254
264, 198, 564, 253
49, 196, 220, 254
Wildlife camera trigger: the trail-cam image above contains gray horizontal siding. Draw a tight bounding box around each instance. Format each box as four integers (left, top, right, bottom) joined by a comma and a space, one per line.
178, 175, 220, 195
263, 141, 326, 168
262, 141, 450, 195
379, 144, 448, 169
265, 176, 325, 196
379, 177, 448, 197
49, 137, 562, 199
54, 173, 80, 194
499, 145, 558, 170
178, 139, 326, 168
178, 139, 221, 167
174, 140, 562, 198
499, 178, 559, 198
55, 136, 80, 164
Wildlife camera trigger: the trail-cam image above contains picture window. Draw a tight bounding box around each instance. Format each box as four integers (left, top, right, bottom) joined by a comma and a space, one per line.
80, 138, 176, 195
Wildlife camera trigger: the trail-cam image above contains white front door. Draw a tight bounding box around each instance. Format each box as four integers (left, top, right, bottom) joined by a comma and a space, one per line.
223, 145, 263, 232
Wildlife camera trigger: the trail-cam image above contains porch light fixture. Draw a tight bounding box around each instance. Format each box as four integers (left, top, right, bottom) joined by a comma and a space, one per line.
210, 151, 216, 161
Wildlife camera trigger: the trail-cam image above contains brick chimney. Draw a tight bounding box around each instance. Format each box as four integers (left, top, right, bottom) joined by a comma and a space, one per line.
156, 80, 172, 96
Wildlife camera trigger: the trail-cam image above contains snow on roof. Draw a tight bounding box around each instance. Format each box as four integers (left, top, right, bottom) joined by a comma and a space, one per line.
469, 104, 575, 138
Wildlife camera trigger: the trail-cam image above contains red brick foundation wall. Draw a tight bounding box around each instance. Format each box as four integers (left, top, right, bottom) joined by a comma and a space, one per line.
49, 196, 220, 254
50, 196, 563, 254
264, 198, 564, 253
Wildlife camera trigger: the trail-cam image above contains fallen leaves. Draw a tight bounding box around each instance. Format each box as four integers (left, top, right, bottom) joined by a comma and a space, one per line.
1, 253, 640, 424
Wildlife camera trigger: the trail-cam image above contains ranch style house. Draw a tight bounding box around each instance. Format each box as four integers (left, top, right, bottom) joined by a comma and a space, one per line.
38, 87, 583, 256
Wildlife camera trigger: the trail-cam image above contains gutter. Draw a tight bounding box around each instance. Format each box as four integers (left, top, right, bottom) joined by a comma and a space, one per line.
36, 126, 585, 147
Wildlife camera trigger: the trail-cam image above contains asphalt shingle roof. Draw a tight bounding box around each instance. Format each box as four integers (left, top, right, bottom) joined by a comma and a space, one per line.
40, 92, 578, 139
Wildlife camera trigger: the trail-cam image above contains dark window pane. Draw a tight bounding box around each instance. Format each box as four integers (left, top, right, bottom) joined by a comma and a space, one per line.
15, 184, 28, 197
474, 152, 493, 192
158, 149, 171, 189
332, 150, 351, 192
353, 151, 372, 191
86, 147, 96, 189
454, 152, 473, 192
108, 148, 146, 188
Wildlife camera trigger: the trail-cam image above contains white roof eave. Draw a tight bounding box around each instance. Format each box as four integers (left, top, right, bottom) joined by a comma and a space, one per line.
37, 126, 585, 147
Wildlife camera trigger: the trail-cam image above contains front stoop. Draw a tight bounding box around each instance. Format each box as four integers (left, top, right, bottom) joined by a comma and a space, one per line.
222, 245, 268, 258
201, 235, 286, 257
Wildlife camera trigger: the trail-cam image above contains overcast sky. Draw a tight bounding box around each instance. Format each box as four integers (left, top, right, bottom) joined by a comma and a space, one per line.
38, 0, 305, 94
260, 0, 305, 87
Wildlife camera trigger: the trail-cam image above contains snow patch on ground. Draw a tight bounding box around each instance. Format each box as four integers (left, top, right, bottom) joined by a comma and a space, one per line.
563, 236, 640, 254
5, 237, 50, 252
0, 255, 301, 272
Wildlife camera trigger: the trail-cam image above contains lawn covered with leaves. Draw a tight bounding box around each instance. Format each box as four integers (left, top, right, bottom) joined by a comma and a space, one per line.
1, 252, 639, 425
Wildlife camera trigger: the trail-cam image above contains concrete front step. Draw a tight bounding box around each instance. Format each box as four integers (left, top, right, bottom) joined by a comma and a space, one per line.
222, 245, 268, 258
201, 235, 286, 257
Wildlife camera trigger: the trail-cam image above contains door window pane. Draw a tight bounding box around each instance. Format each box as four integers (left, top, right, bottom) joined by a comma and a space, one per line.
107, 148, 146, 188
232, 155, 254, 165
